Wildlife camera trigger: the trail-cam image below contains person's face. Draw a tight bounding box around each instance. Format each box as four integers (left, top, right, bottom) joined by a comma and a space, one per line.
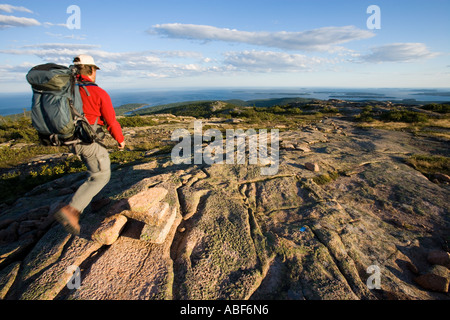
90, 67, 97, 82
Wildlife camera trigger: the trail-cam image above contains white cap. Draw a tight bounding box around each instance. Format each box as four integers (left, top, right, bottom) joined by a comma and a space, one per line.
73, 54, 100, 70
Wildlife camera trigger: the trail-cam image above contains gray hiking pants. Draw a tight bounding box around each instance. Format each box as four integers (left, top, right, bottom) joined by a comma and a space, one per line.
69, 142, 111, 213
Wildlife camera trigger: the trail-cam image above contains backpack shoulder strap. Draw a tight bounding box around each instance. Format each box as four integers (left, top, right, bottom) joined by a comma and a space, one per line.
76, 80, 98, 97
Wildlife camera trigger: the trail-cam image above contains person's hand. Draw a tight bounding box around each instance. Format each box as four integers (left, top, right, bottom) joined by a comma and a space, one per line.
118, 141, 126, 150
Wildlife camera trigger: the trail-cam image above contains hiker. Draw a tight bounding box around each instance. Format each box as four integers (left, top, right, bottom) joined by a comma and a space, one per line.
54, 54, 125, 235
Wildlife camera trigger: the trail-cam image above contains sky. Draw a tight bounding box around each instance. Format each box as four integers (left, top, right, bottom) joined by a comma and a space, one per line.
0, 0, 449, 93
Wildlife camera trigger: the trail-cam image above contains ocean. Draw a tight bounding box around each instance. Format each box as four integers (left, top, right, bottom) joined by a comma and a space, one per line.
1, 87, 449, 116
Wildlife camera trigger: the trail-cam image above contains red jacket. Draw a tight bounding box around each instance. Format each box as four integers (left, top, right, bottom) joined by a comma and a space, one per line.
77, 75, 124, 144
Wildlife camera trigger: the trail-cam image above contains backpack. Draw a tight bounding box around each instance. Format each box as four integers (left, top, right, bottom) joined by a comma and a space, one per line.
26, 63, 99, 146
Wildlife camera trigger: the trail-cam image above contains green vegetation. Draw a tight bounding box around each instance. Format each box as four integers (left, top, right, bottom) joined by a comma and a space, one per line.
0, 116, 38, 144
0, 113, 177, 203
135, 100, 213, 115
241, 97, 312, 108
0, 145, 176, 204
0, 155, 87, 204
229, 107, 284, 123
356, 107, 431, 124
313, 171, 341, 185
110, 150, 145, 164
136, 100, 338, 127
135, 97, 314, 115
0, 116, 70, 170
380, 109, 429, 123
154, 101, 221, 118
405, 154, 449, 177
0, 116, 84, 203
118, 115, 157, 127
355, 106, 375, 122
1, 110, 32, 121
0, 145, 66, 169
114, 103, 149, 116
421, 103, 450, 114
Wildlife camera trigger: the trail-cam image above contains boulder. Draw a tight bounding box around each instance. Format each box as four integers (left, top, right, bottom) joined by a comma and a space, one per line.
178, 188, 208, 220
406, 261, 419, 275
281, 142, 295, 149
414, 265, 449, 293
140, 205, 177, 244
127, 187, 168, 213
305, 162, 320, 172
92, 214, 128, 246
295, 144, 311, 152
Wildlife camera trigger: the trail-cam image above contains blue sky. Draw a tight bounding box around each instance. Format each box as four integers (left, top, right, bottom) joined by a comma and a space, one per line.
0, 0, 449, 93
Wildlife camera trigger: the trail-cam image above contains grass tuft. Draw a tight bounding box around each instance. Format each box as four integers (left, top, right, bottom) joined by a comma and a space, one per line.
405, 154, 449, 176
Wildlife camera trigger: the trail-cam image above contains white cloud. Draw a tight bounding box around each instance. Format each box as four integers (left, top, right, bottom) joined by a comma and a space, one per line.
0, 4, 33, 14
44, 22, 70, 28
1, 43, 104, 64
0, 14, 40, 28
0, 43, 214, 79
0, 5, 68, 30
0, 62, 36, 83
223, 50, 332, 72
22, 43, 100, 50
361, 43, 439, 63
1, 43, 202, 63
0, 61, 34, 72
45, 32, 87, 41
3, 43, 203, 62
0, 42, 343, 84
150, 23, 375, 52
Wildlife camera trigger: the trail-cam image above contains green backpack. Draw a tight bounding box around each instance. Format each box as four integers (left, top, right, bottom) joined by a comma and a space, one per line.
26, 63, 98, 146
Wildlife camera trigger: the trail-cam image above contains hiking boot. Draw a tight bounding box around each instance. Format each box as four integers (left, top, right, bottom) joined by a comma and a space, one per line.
54, 205, 81, 235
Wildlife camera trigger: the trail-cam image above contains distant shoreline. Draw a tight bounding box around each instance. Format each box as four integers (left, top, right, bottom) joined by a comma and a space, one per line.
1, 87, 450, 117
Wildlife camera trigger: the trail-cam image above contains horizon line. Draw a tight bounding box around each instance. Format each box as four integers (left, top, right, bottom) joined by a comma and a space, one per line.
1, 86, 450, 95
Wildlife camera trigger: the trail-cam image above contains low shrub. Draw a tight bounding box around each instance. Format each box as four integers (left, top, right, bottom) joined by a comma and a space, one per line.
0, 156, 87, 204
380, 110, 429, 123
405, 154, 449, 176
355, 106, 375, 122
0, 116, 39, 143
118, 116, 157, 127
421, 103, 450, 114
0, 145, 66, 169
